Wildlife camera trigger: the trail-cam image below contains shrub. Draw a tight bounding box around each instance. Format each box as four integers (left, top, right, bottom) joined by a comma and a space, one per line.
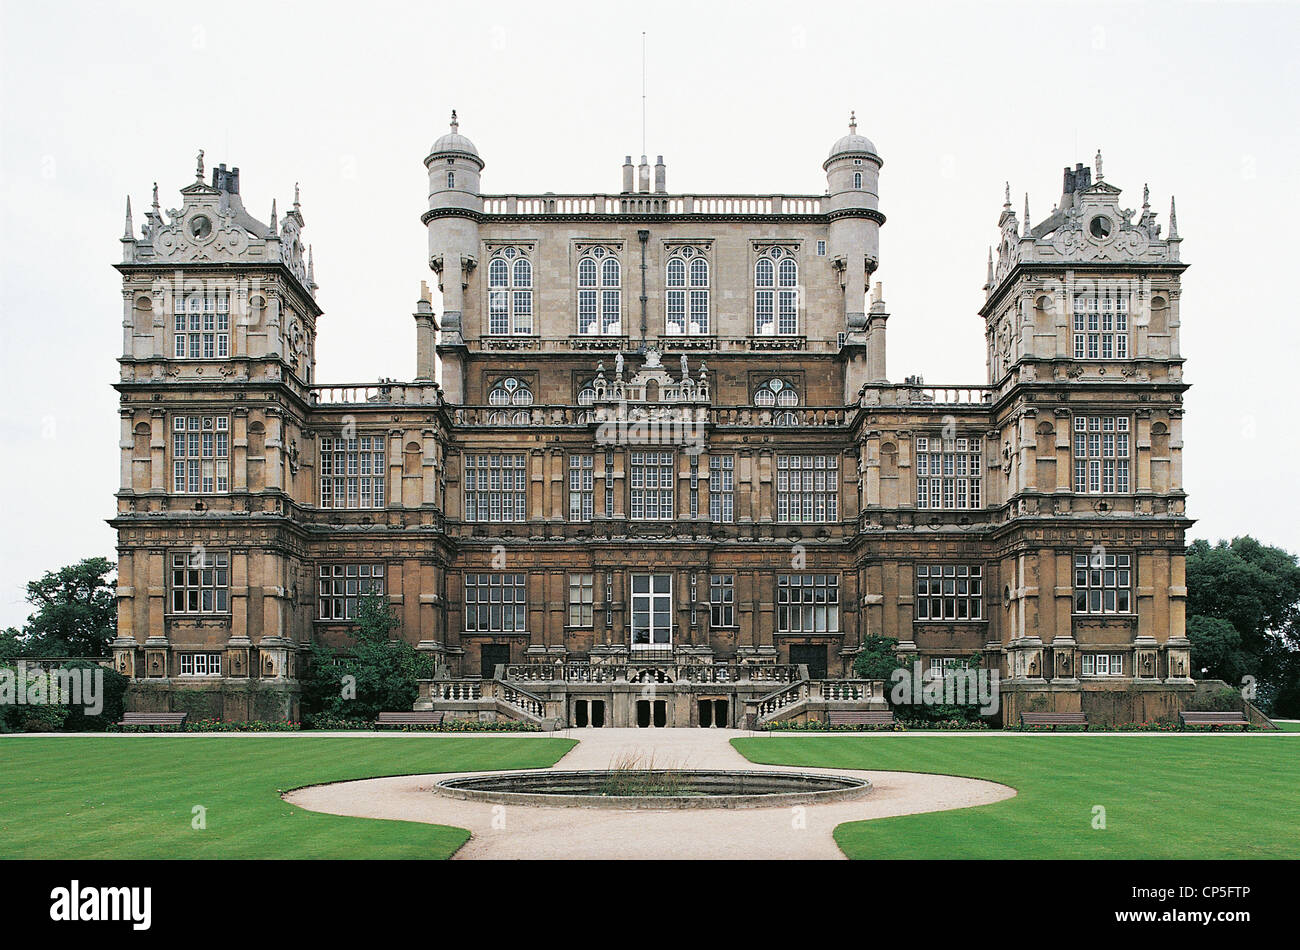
8, 702, 69, 733
62, 660, 128, 731
1185, 687, 1244, 713
0, 660, 126, 732
301, 592, 433, 722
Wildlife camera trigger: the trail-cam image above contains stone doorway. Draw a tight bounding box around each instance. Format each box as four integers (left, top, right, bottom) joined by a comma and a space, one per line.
636, 699, 668, 727
789, 644, 828, 680
481, 643, 510, 678
698, 698, 729, 728
573, 699, 606, 728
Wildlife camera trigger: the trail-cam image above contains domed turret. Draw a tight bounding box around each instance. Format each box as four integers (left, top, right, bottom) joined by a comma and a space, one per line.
425, 109, 484, 215
825, 113, 880, 165
429, 110, 481, 162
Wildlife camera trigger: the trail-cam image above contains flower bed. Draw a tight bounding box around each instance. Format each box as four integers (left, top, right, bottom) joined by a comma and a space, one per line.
761, 719, 904, 732
109, 719, 301, 733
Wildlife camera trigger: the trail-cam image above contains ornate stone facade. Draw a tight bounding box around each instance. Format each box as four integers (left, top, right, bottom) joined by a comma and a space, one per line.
110, 118, 1192, 726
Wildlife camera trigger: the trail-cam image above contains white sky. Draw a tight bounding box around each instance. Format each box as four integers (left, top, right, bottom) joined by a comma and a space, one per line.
1, 0, 1297, 628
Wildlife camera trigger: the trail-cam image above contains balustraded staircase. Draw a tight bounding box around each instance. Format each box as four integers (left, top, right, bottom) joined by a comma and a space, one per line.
414, 674, 557, 728
746, 676, 889, 727
414, 660, 887, 729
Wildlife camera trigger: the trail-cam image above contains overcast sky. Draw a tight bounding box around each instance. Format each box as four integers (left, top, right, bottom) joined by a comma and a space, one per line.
1, 0, 1297, 628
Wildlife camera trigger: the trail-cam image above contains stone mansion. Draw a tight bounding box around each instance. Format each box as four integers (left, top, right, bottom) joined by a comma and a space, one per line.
109, 114, 1193, 726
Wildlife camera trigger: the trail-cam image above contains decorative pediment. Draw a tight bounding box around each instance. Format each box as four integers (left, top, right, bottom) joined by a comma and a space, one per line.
122, 160, 314, 296
988, 160, 1181, 298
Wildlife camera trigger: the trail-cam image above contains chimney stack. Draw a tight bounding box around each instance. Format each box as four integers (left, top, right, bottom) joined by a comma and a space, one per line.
212, 163, 240, 195
638, 155, 650, 193
654, 155, 666, 193
622, 156, 634, 193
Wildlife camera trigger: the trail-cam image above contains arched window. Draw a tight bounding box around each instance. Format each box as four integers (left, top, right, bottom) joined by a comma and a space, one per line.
578, 248, 621, 335
853, 171, 862, 189
665, 249, 710, 335
755, 247, 799, 335
576, 381, 597, 423
487, 377, 533, 424
447, 171, 456, 189
487, 247, 533, 335
754, 378, 799, 424
488, 377, 533, 406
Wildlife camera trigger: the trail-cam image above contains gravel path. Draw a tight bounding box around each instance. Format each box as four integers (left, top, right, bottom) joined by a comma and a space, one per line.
284, 728, 1016, 859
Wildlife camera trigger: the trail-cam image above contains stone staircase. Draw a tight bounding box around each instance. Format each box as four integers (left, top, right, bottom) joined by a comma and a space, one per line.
746, 677, 889, 727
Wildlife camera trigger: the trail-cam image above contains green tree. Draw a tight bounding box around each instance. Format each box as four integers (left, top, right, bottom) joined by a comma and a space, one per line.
20, 557, 117, 657
301, 591, 432, 724
1186, 537, 1300, 715
0, 628, 23, 661
1185, 615, 1246, 683
852, 634, 901, 681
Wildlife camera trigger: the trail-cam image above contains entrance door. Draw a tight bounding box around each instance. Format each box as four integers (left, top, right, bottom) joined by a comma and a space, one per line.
789, 644, 828, 680
481, 643, 510, 679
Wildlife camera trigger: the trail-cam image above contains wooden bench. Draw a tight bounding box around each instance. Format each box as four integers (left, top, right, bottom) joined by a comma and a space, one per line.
119, 712, 188, 728
827, 709, 895, 727
1021, 712, 1089, 730
1179, 710, 1249, 730
375, 711, 445, 728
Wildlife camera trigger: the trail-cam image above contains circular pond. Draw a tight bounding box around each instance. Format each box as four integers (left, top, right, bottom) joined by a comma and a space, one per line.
434, 769, 872, 809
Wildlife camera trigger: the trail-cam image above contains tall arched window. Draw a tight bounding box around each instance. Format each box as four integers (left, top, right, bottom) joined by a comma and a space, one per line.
487, 247, 533, 335
665, 249, 710, 335
447, 171, 456, 189
578, 248, 621, 335
853, 171, 862, 189
755, 247, 799, 335
487, 377, 534, 424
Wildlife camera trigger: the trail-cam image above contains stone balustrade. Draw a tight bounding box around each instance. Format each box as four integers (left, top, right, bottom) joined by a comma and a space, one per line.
480, 194, 827, 217
499, 662, 802, 685
495, 682, 546, 719
450, 405, 850, 429
754, 681, 810, 718
751, 678, 887, 721
309, 382, 442, 406
430, 679, 482, 701
821, 680, 879, 702
476, 335, 837, 354
860, 383, 995, 408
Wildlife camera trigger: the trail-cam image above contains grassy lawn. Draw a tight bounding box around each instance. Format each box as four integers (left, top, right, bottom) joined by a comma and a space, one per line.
0, 735, 574, 859
733, 734, 1300, 859
1273, 720, 1300, 732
